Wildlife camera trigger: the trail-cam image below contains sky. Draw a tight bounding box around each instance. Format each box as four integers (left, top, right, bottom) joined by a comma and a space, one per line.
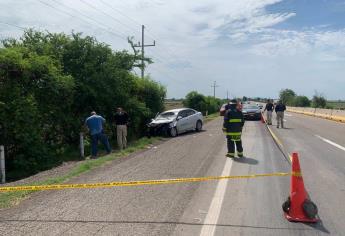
1, 0, 345, 99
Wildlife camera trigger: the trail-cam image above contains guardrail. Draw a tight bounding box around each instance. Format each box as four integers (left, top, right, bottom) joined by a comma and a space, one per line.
287, 107, 345, 123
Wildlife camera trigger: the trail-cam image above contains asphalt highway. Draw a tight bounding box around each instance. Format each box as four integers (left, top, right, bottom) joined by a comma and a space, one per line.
0, 113, 343, 235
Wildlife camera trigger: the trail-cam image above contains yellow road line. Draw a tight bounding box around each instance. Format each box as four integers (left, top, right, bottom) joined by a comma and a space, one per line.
0, 172, 290, 192
262, 112, 292, 162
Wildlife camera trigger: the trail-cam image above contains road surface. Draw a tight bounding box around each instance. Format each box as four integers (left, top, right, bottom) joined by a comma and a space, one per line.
0, 113, 343, 235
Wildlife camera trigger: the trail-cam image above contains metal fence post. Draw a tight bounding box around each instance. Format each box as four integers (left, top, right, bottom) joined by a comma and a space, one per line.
79, 133, 84, 159
0, 145, 5, 184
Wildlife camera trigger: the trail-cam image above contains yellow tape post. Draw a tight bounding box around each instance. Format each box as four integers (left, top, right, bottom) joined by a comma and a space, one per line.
0, 172, 291, 192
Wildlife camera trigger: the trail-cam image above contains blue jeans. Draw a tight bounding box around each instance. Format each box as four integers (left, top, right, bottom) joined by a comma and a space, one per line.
91, 132, 111, 157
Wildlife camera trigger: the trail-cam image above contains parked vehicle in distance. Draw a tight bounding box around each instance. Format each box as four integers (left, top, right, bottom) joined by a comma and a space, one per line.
147, 108, 203, 137
256, 103, 264, 109
242, 104, 262, 120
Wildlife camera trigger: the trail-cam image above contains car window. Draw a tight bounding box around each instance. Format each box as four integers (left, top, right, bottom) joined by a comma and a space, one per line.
186, 109, 196, 116
178, 110, 189, 118
156, 112, 176, 120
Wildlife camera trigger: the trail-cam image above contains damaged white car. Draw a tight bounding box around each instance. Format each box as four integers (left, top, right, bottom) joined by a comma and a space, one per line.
147, 108, 203, 137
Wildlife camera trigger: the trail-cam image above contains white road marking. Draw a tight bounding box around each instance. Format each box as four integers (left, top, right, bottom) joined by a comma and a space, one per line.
285, 114, 293, 117
283, 119, 287, 122
315, 135, 345, 152
199, 158, 233, 236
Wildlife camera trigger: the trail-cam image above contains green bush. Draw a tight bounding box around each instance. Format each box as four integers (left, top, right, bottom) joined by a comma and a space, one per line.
0, 30, 166, 180
293, 96, 311, 107
183, 91, 222, 115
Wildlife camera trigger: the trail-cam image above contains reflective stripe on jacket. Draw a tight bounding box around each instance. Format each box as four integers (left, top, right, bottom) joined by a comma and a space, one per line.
223, 108, 244, 138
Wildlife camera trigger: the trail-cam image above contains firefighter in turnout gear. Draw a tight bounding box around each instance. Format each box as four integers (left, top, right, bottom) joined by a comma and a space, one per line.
223, 99, 245, 158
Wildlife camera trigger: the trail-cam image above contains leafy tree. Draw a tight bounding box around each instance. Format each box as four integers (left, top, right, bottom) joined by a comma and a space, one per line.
0, 30, 166, 180
293, 96, 310, 107
279, 89, 296, 105
312, 92, 326, 108
204, 96, 222, 114
0, 46, 74, 179
183, 91, 206, 113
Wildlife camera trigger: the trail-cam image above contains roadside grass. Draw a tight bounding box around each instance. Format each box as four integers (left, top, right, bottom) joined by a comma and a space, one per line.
204, 112, 220, 122
164, 100, 183, 110
0, 137, 159, 209
327, 101, 345, 109
0, 115, 220, 209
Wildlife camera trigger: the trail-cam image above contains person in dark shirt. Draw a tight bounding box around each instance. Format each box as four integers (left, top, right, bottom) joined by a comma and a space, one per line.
85, 111, 111, 158
223, 99, 245, 158
264, 99, 274, 125
114, 107, 130, 150
275, 101, 286, 128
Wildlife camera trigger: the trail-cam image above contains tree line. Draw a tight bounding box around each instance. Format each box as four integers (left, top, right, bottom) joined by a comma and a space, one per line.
0, 30, 166, 180
183, 91, 224, 114
279, 89, 328, 108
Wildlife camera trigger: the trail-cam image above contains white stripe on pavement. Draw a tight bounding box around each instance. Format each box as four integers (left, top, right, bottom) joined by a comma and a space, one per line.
199, 157, 233, 236
315, 135, 345, 152
285, 114, 292, 117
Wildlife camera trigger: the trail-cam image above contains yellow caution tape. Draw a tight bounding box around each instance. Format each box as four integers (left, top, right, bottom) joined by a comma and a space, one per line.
0, 172, 290, 192
291, 171, 302, 177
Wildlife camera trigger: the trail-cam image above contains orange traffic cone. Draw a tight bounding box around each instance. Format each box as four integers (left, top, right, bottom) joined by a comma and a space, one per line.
283, 152, 318, 222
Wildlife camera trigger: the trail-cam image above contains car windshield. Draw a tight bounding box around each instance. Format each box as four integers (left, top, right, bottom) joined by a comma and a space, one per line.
243, 105, 259, 109
156, 112, 176, 120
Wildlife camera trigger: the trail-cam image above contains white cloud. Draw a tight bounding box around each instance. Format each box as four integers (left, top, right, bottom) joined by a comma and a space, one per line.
1, 0, 345, 99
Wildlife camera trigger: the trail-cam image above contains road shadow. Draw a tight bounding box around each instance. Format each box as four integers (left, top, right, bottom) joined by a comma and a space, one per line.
232, 156, 258, 165
0, 219, 318, 232
302, 219, 330, 234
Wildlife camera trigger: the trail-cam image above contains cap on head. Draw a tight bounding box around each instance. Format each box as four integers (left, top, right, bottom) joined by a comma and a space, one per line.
91, 111, 96, 115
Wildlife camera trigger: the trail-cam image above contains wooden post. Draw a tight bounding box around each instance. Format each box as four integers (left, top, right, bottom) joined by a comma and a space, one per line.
0, 145, 5, 184
79, 133, 84, 159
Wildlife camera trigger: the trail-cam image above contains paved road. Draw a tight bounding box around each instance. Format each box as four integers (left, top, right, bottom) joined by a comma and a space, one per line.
268, 111, 345, 235
0, 115, 341, 235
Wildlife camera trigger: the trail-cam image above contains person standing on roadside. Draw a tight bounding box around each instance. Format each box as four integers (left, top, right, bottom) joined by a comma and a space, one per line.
264, 99, 274, 125
85, 111, 111, 159
223, 99, 245, 158
114, 107, 130, 150
275, 100, 286, 128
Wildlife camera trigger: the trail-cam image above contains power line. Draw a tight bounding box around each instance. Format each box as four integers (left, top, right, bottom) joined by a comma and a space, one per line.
49, 0, 127, 40
38, 0, 183, 83
97, 1, 181, 62
79, 0, 139, 36
36, 0, 126, 40
0, 22, 26, 30
99, 0, 142, 27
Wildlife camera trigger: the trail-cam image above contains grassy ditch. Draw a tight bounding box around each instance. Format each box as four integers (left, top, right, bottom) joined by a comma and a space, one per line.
0, 114, 220, 209
0, 137, 159, 208
204, 112, 220, 122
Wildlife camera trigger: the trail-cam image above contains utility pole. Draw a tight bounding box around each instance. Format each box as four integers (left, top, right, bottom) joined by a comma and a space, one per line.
211, 81, 219, 98
133, 25, 156, 78
226, 90, 229, 100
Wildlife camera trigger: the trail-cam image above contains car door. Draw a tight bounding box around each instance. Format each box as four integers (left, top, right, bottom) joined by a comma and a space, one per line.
186, 109, 197, 130
176, 110, 189, 133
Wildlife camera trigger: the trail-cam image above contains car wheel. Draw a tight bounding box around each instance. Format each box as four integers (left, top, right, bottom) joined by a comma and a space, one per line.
195, 120, 203, 132
169, 127, 178, 137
